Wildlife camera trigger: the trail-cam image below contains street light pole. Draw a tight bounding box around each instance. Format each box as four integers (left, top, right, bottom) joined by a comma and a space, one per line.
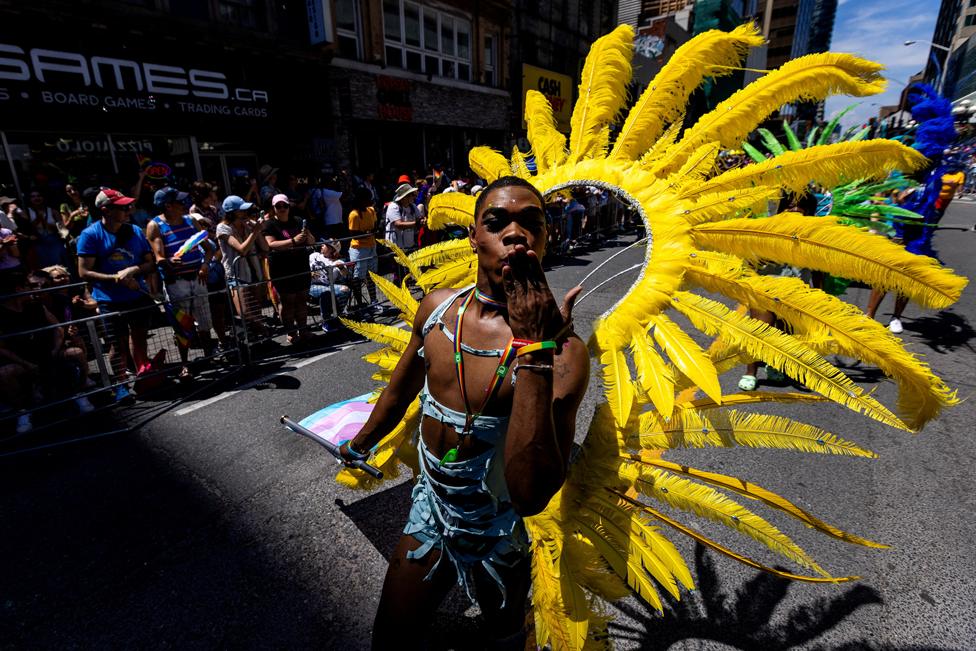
905, 40, 952, 94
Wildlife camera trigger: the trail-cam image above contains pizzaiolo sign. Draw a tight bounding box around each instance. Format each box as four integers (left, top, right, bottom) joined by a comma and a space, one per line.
0, 44, 271, 118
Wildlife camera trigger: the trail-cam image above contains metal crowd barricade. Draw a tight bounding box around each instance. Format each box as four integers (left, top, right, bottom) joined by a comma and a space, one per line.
1, 213, 640, 440
0, 279, 242, 439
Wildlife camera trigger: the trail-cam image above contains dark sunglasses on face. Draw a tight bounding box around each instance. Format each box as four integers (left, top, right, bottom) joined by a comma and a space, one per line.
274, 203, 289, 209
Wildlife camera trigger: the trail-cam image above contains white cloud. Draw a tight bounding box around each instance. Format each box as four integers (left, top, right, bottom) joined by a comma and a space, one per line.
821, 0, 942, 130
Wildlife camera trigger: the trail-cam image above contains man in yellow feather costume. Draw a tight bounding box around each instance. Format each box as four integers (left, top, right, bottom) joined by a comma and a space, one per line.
339, 177, 590, 649
333, 22, 967, 650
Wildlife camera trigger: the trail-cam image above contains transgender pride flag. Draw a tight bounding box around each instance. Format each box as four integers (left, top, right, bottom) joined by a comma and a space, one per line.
298, 394, 375, 445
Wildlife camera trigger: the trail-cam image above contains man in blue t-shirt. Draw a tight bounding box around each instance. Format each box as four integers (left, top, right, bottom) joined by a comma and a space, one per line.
77, 188, 156, 403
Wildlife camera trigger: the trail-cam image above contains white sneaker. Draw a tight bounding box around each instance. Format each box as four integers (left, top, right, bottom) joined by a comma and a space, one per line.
888, 318, 904, 334
15, 413, 32, 434
75, 396, 95, 414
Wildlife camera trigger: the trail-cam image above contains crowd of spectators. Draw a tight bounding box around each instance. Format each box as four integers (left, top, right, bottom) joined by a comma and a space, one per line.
0, 158, 638, 436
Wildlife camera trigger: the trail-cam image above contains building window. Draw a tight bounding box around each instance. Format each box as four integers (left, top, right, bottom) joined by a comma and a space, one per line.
970, 0, 976, 8
383, 0, 471, 81
218, 0, 264, 30
967, 13, 976, 26
335, 0, 362, 59
483, 34, 497, 86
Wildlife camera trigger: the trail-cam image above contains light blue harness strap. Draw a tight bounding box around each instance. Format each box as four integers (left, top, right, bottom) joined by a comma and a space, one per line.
417, 285, 506, 358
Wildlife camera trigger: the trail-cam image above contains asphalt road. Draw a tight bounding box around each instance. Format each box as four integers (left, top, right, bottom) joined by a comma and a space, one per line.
3, 202, 976, 650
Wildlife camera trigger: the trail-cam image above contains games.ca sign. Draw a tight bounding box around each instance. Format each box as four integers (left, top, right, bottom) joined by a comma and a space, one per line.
0, 43, 272, 120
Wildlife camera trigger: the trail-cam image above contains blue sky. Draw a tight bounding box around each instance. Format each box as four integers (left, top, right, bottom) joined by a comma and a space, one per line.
822, 0, 943, 129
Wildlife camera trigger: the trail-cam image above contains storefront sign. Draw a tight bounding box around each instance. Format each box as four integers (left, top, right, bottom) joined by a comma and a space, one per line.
376, 75, 412, 122
522, 64, 572, 132
0, 43, 272, 120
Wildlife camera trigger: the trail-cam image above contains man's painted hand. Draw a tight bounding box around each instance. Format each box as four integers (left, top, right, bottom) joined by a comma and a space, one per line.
501, 244, 580, 341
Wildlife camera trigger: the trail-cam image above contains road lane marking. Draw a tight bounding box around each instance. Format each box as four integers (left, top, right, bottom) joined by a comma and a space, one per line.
175, 344, 357, 416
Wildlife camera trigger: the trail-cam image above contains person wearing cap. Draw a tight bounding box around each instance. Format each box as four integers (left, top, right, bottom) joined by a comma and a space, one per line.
308, 238, 351, 333
146, 187, 217, 379
0, 195, 19, 232
263, 194, 313, 344
216, 195, 269, 338
347, 186, 380, 312
385, 183, 420, 271
76, 189, 155, 403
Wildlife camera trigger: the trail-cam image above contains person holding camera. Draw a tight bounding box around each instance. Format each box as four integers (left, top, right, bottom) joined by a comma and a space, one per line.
263, 194, 312, 344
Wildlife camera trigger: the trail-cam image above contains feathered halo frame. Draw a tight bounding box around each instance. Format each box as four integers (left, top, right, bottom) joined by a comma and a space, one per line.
338, 24, 968, 650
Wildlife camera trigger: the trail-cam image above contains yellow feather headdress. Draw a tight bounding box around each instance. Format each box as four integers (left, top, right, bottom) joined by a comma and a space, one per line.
335, 23, 967, 649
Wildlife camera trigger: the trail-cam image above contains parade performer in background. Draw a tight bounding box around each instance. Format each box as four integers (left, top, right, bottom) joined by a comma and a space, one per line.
866, 82, 958, 332
335, 24, 965, 649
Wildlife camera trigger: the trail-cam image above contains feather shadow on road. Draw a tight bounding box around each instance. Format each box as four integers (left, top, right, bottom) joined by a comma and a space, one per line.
607, 543, 953, 651
902, 311, 976, 355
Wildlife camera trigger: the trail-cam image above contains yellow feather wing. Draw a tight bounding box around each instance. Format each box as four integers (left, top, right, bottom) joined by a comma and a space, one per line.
415, 256, 478, 292
611, 24, 763, 162
568, 24, 634, 163
511, 146, 532, 179
654, 53, 886, 175
340, 318, 411, 351
648, 314, 722, 405
427, 192, 476, 230
628, 464, 825, 574
612, 491, 857, 583
681, 140, 927, 200
669, 291, 906, 429
407, 238, 473, 268
377, 238, 421, 280
689, 214, 968, 309
525, 89, 567, 174
638, 456, 887, 548
629, 328, 675, 418
684, 262, 958, 430
469, 146, 512, 182
638, 408, 877, 457
599, 345, 636, 428
369, 272, 418, 322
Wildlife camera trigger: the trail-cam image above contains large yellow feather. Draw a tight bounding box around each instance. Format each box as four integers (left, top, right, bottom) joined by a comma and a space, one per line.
511, 146, 532, 179
684, 263, 958, 430
568, 25, 634, 163
612, 490, 857, 583
653, 53, 886, 176
407, 238, 473, 268
638, 118, 684, 167
427, 192, 476, 230
611, 24, 763, 162
669, 291, 906, 429
469, 146, 512, 182
625, 464, 825, 574
648, 314, 722, 405
629, 328, 675, 418
415, 257, 478, 291
689, 214, 969, 308
377, 238, 421, 280
340, 318, 411, 351
369, 272, 418, 322
525, 89, 568, 174
680, 140, 927, 200
638, 408, 877, 458
636, 456, 887, 548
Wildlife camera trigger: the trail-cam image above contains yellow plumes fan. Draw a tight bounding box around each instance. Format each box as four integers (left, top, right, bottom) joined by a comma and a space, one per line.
339, 24, 967, 650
